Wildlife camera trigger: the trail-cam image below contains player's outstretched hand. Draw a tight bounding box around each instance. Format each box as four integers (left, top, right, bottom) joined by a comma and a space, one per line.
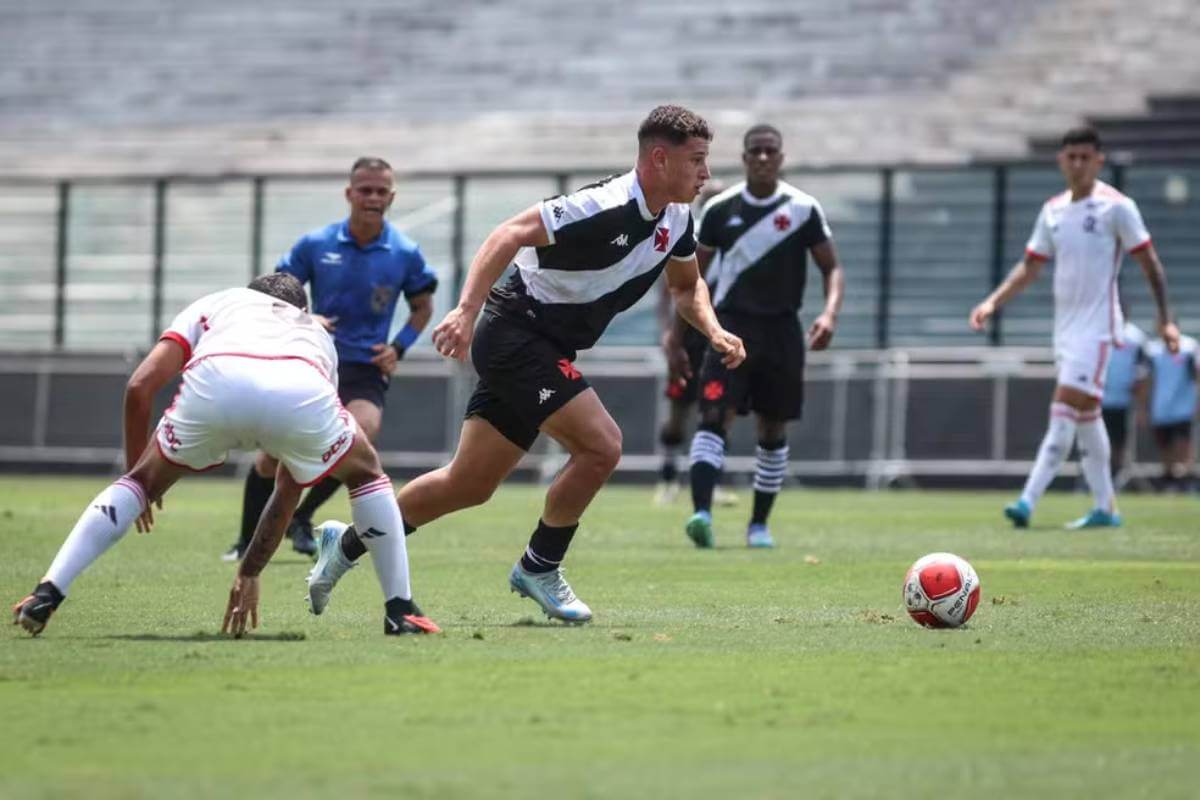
431, 306, 477, 361
1160, 320, 1181, 354
807, 312, 837, 351
221, 574, 260, 638
134, 496, 162, 534
969, 300, 995, 332
710, 329, 746, 369
370, 342, 399, 374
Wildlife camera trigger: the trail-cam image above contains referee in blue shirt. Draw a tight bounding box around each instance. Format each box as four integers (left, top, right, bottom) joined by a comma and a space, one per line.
223, 157, 439, 560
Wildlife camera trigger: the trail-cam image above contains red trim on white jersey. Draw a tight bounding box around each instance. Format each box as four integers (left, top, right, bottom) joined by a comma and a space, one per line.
1128, 238, 1152, 254
1025, 248, 1049, 262
159, 332, 193, 363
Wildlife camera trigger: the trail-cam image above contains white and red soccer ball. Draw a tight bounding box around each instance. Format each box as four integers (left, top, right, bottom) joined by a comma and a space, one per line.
903, 553, 981, 629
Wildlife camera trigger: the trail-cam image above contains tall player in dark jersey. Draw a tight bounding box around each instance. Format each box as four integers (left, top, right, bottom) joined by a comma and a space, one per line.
304, 106, 746, 624
676, 124, 844, 549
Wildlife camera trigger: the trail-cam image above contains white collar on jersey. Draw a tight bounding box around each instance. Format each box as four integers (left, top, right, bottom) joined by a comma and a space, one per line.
630, 170, 658, 221
740, 183, 785, 207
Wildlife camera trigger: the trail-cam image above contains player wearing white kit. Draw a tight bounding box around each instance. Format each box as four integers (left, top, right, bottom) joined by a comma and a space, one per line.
11, 273, 438, 637
970, 126, 1180, 529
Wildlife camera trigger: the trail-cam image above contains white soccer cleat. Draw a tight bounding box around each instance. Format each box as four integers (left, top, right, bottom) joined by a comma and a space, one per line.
307, 520, 356, 616
508, 562, 593, 623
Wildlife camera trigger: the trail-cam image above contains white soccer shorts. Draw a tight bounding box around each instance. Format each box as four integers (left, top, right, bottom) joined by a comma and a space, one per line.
155, 355, 356, 485
1054, 338, 1112, 399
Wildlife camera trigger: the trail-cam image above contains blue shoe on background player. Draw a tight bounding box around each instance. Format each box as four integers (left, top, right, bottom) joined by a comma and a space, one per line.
1065, 509, 1122, 530
746, 523, 775, 548
686, 510, 714, 549
1003, 499, 1031, 528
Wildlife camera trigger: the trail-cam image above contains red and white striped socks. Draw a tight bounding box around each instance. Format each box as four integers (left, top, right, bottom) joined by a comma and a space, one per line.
44, 476, 147, 596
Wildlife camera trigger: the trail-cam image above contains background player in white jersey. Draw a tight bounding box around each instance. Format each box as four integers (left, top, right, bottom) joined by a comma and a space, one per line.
11, 274, 438, 638
304, 106, 745, 624
970, 126, 1180, 529
676, 124, 844, 549
1143, 330, 1198, 492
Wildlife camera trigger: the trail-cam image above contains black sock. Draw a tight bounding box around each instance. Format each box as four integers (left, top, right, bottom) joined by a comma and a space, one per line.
661, 458, 678, 483
520, 519, 579, 573
384, 596, 420, 619
294, 476, 342, 522
340, 525, 367, 561
751, 492, 777, 526
238, 470, 275, 547
690, 462, 720, 513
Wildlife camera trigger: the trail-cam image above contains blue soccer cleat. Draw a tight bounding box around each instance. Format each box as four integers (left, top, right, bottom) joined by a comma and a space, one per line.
307, 520, 356, 616
509, 562, 592, 623
685, 510, 714, 549
1064, 509, 1122, 530
746, 523, 775, 548
1003, 499, 1031, 528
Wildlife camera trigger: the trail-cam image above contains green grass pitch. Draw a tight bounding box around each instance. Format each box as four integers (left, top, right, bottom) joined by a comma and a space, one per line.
1, 475, 1198, 799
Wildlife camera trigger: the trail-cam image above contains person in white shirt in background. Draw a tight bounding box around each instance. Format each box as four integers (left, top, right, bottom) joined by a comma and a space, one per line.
970, 126, 1180, 529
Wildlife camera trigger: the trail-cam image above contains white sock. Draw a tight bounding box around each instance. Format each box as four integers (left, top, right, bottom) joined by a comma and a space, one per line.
1076, 411, 1116, 512
348, 475, 411, 602
43, 477, 147, 596
1020, 403, 1078, 509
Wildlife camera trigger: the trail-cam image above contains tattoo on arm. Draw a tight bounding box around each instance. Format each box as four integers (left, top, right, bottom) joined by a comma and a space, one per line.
239, 492, 290, 577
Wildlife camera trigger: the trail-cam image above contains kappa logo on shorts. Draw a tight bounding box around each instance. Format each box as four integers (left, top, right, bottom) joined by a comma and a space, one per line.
702, 380, 725, 402
321, 432, 349, 463
654, 226, 670, 252
557, 359, 582, 381
538, 388, 556, 405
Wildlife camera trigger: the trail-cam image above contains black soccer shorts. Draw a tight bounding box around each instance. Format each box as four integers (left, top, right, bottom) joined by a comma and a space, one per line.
664, 326, 710, 406
337, 361, 390, 410
697, 311, 806, 422
464, 311, 591, 450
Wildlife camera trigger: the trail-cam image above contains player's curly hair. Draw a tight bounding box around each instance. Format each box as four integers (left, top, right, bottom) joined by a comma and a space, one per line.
248, 273, 308, 310
638, 105, 713, 147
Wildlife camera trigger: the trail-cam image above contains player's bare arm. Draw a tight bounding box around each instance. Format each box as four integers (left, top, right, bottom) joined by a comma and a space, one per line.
662, 244, 716, 380
432, 204, 550, 360
122, 339, 185, 530
665, 253, 745, 369
969, 255, 1046, 331
370, 290, 436, 372
223, 464, 303, 637
808, 239, 844, 351
1130, 244, 1180, 353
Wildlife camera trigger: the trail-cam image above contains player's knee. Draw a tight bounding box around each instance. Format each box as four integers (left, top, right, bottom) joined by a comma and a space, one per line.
659, 425, 684, 448
698, 418, 727, 439
578, 427, 622, 479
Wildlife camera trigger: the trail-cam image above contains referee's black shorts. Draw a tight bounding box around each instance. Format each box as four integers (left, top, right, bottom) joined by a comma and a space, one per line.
464, 311, 591, 451
697, 311, 806, 422
337, 361, 390, 410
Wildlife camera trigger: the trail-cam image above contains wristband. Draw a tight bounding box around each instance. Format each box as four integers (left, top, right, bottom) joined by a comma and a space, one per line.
393, 323, 419, 351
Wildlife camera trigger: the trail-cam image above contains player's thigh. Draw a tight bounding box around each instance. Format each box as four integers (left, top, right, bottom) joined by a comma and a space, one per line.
1055, 340, 1110, 409
541, 388, 622, 463
253, 451, 279, 477
329, 432, 384, 489
127, 442, 189, 502
346, 398, 383, 441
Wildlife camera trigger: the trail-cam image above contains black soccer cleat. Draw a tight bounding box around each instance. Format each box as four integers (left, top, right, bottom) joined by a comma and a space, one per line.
12, 581, 65, 637
383, 597, 441, 635
289, 517, 318, 558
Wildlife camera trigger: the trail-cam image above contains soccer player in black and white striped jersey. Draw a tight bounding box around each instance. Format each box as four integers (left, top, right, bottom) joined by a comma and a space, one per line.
672, 124, 845, 549
305, 106, 745, 623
